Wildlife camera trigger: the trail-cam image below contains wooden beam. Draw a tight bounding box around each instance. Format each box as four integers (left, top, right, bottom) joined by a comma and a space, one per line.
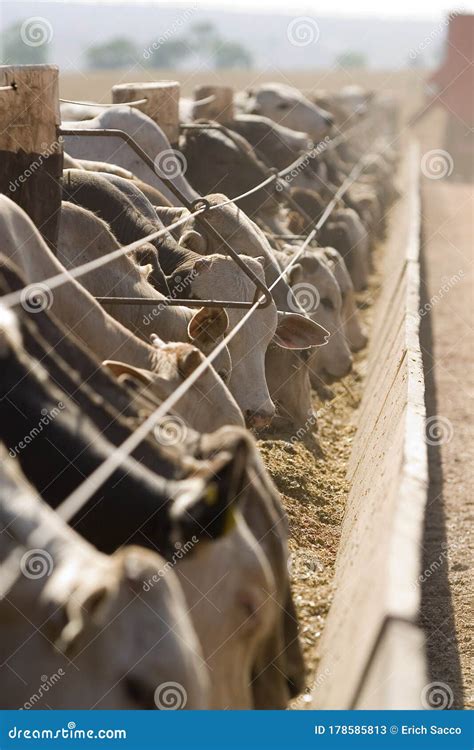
112, 81, 180, 145
0, 65, 63, 251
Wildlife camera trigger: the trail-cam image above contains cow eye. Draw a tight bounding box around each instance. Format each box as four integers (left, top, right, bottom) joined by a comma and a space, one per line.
276, 102, 290, 110
321, 298, 335, 311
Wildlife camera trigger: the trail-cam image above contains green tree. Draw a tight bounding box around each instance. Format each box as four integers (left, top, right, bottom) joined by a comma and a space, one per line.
85, 38, 137, 70
335, 51, 367, 68
144, 38, 192, 68
1, 21, 51, 64
189, 21, 220, 53
213, 42, 253, 69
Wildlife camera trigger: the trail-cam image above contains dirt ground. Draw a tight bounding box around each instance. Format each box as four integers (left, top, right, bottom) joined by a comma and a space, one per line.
419, 178, 474, 709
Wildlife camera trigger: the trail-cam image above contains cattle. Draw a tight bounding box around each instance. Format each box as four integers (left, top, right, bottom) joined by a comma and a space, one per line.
315, 247, 368, 353
0, 196, 243, 432
235, 83, 334, 142
287, 188, 370, 292
163, 245, 327, 427
180, 125, 279, 220
57, 200, 232, 381
0, 305, 289, 709
60, 174, 327, 425
0, 77, 399, 714
63, 106, 199, 206
276, 246, 353, 381
0, 258, 300, 709
231, 113, 313, 169
0, 450, 208, 709
59, 176, 327, 428
61, 168, 171, 294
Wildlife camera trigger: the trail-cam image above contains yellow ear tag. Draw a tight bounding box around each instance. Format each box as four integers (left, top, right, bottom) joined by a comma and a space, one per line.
223, 505, 237, 535
204, 483, 219, 505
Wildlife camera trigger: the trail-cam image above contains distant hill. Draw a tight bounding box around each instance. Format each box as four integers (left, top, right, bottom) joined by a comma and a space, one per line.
1, 1, 445, 70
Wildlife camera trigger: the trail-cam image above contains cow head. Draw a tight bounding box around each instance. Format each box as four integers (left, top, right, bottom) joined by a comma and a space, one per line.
287, 253, 353, 379
170, 252, 327, 429
103, 340, 244, 433
241, 84, 334, 142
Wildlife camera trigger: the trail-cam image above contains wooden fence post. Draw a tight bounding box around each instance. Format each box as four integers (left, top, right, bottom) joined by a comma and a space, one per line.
192, 85, 234, 123
111, 81, 180, 145
0, 65, 63, 251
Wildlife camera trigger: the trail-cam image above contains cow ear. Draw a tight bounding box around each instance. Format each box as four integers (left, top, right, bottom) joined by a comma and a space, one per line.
177, 347, 202, 379
179, 229, 208, 254
274, 312, 329, 349
193, 256, 212, 275
188, 307, 229, 344
102, 360, 153, 385
171, 436, 250, 542
287, 263, 303, 286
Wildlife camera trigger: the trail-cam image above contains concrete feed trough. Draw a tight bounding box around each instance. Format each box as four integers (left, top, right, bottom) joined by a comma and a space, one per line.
311, 142, 429, 709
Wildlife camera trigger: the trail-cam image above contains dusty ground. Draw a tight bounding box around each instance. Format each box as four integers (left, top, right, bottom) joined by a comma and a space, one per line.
419, 179, 474, 709
257, 250, 383, 705
59, 68, 423, 103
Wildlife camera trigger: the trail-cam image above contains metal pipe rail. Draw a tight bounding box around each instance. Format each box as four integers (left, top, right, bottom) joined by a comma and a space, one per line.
61, 126, 273, 311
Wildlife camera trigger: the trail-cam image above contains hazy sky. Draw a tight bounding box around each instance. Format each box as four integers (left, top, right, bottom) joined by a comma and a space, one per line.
15, 0, 474, 20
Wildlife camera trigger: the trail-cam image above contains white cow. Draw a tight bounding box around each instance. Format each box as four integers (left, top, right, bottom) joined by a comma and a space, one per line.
58, 201, 232, 382
0, 196, 243, 432
317, 247, 368, 353
278, 247, 353, 380
0, 452, 208, 710
63, 107, 199, 207
236, 83, 334, 142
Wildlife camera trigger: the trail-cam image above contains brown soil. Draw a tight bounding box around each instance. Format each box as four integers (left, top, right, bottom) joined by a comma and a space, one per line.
419, 179, 474, 709
257, 251, 383, 704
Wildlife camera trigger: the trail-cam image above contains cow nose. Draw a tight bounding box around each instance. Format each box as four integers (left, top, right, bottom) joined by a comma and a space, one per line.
245, 410, 275, 430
